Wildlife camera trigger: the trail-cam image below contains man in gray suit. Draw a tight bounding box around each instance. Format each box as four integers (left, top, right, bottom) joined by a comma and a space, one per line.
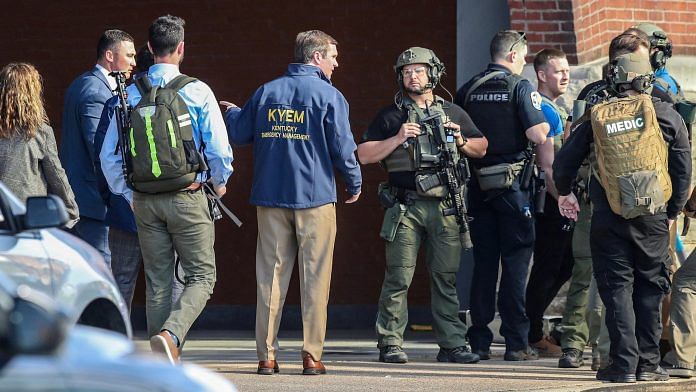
59, 29, 136, 266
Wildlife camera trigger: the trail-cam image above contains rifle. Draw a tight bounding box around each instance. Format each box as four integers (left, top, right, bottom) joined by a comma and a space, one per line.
420, 107, 473, 249
109, 71, 133, 183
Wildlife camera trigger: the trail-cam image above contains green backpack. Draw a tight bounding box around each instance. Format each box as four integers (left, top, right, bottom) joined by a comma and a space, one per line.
127, 75, 206, 193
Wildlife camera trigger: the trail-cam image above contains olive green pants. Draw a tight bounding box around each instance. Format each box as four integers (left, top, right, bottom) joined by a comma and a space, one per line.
376, 198, 467, 349
558, 202, 605, 355
134, 189, 216, 343
666, 250, 696, 368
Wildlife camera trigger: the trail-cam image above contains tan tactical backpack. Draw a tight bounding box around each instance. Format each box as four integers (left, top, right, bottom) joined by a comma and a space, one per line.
590, 94, 671, 219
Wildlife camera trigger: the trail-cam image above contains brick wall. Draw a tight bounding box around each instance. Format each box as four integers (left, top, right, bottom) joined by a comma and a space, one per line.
509, 0, 696, 65
509, 0, 578, 63
0, 0, 459, 307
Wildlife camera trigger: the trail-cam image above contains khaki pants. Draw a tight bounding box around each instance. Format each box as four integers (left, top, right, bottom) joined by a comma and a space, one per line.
668, 250, 696, 368
134, 189, 215, 342
255, 204, 336, 361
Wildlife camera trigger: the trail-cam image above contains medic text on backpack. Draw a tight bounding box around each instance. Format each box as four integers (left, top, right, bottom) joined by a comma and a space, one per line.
590, 94, 671, 219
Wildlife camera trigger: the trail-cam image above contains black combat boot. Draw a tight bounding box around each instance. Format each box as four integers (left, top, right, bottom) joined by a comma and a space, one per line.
436, 346, 480, 364
379, 345, 408, 363
558, 348, 584, 368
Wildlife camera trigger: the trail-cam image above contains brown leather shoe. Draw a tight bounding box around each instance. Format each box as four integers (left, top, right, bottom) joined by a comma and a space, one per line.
302, 352, 326, 375
530, 336, 562, 357
149, 331, 180, 365
257, 360, 279, 375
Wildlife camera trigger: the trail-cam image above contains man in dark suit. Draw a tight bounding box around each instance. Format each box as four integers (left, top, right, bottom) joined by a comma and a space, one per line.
59, 29, 136, 266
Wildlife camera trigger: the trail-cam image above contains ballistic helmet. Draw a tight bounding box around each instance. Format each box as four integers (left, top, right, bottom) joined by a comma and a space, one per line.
606, 53, 655, 95
394, 47, 445, 89
633, 22, 673, 69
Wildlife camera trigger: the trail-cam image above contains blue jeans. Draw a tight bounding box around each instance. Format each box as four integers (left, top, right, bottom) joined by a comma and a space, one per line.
73, 216, 111, 267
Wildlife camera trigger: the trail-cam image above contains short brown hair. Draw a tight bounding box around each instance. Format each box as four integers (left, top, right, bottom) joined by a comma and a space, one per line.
294, 30, 337, 63
0, 63, 48, 139
97, 29, 134, 62
609, 32, 650, 61
533, 48, 567, 73
490, 30, 527, 61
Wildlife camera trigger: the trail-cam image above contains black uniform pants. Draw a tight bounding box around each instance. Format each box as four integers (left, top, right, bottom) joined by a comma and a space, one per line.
525, 193, 575, 344
590, 211, 671, 373
467, 183, 535, 353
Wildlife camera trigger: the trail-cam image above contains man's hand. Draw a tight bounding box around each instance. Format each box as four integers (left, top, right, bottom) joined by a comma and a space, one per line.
398, 122, 421, 144
219, 101, 238, 111
444, 121, 465, 146
345, 191, 361, 204
558, 193, 580, 221
215, 185, 227, 197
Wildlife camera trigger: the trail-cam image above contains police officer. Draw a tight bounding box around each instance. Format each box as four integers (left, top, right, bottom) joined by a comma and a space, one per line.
454, 31, 549, 361
358, 47, 487, 364
554, 36, 691, 382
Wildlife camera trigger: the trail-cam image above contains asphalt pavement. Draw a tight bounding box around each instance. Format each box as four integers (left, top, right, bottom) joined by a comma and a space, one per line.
136, 329, 696, 392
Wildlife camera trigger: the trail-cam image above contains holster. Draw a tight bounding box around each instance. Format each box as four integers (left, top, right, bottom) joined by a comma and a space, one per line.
380, 203, 407, 242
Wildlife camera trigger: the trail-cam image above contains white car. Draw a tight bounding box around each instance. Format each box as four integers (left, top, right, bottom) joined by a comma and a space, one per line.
0, 272, 236, 392
0, 182, 131, 337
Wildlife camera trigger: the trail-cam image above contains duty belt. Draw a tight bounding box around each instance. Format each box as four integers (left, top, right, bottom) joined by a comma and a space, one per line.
389, 185, 440, 205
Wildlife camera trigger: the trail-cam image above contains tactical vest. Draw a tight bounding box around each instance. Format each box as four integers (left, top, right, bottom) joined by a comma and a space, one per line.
382, 96, 457, 173
541, 96, 568, 153
654, 77, 696, 143
128, 75, 206, 193
463, 71, 527, 156
590, 94, 672, 219
654, 77, 685, 104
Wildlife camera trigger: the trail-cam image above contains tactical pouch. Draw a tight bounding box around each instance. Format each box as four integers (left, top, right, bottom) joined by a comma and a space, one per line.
675, 100, 696, 124
377, 182, 397, 208
415, 173, 447, 198
617, 170, 666, 219
379, 203, 407, 242
475, 163, 521, 191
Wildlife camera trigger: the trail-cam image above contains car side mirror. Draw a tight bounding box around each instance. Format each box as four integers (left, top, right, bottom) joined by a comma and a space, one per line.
23, 195, 69, 230
8, 297, 66, 356
0, 285, 67, 370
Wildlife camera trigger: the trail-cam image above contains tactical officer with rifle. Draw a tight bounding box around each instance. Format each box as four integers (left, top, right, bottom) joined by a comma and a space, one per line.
358, 47, 487, 365
454, 31, 549, 361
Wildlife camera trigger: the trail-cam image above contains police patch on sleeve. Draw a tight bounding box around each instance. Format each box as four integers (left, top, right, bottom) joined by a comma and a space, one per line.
530, 91, 542, 111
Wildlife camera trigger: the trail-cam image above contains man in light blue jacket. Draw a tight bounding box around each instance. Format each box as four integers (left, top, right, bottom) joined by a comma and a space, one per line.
101, 15, 233, 365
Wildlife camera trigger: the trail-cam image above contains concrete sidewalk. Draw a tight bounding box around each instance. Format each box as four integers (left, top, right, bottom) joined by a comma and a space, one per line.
138, 330, 695, 392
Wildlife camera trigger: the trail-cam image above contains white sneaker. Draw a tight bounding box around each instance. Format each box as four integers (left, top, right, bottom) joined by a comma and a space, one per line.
150, 331, 179, 365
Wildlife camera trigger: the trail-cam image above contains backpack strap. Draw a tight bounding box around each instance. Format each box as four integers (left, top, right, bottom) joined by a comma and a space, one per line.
134, 77, 153, 97
165, 74, 198, 91
164, 74, 208, 180
463, 71, 505, 106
